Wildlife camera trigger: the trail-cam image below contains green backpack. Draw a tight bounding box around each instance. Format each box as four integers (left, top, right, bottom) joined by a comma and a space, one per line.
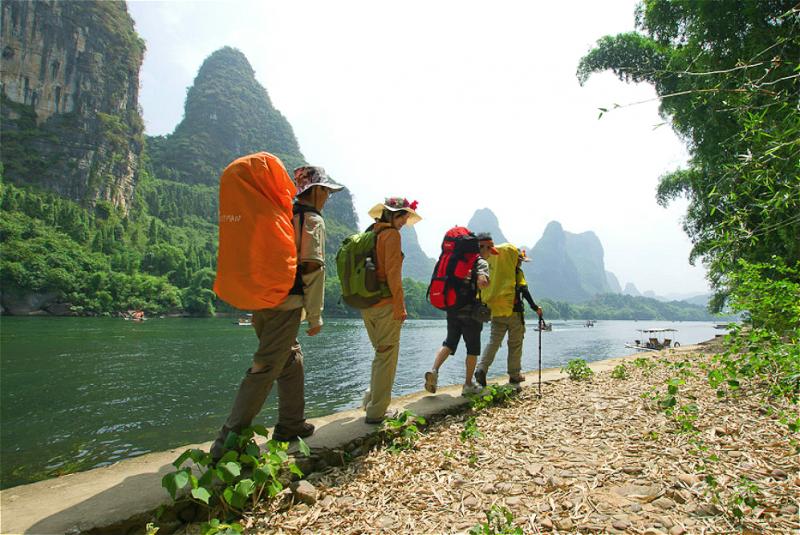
336, 228, 391, 309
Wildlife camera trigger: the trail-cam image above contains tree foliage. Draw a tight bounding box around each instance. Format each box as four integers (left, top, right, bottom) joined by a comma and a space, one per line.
540, 293, 723, 321
578, 0, 800, 309
579, 1, 799, 425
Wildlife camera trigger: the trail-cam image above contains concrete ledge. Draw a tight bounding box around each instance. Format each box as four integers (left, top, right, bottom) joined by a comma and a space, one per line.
0, 345, 704, 535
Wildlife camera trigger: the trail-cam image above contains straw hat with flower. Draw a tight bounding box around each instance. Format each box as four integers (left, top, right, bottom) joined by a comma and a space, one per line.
368, 197, 422, 226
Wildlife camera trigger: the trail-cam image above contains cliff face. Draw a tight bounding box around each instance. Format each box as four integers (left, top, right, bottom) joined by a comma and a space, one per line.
525, 221, 585, 302
605, 270, 622, 293
400, 225, 436, 282
467, 208, 508, 243
524, 221, 615, 302
0, 0, 144, 210
146, 46, 359, 252
564, 229, 610, 297
624, 283, 642, 297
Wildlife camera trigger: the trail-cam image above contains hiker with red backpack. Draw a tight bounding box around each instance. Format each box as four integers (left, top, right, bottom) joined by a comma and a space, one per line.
425, 231, 498, 396
358, 197, 421, 424
474, 245, 544, 389
211, 160, 343, 459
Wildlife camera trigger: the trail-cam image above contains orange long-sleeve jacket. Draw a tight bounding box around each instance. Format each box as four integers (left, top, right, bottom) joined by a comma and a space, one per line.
372, 222, 406, 319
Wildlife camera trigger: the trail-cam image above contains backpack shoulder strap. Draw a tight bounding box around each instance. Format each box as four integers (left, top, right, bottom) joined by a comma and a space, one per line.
290, 203, 321, 295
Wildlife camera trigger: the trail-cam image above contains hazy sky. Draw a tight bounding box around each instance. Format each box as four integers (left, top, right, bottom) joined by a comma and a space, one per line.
128, 0, 709, 297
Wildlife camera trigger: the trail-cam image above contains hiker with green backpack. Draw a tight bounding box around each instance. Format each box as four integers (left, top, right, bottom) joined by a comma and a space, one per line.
337, 197, 421, 424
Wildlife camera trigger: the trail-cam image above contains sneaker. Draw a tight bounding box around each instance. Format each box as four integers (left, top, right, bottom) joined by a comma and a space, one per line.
462, 383, 482, 396
424, 370, 438, 393
474, 368, 487, 387
509, 374, 526, 384
361, 389, 371, 410
272, 422, 315, 442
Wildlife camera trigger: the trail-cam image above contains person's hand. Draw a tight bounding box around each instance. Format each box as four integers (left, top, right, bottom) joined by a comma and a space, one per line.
307, 324, 322, 336
537, 307, 543, 318
394, 311, 408, 323
477, 275, 489, 289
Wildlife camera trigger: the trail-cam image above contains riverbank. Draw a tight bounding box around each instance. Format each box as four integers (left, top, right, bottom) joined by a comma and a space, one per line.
233, 338, 798, 534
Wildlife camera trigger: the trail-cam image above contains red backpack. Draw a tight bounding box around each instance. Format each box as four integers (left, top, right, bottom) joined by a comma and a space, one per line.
427, 226, 480, 310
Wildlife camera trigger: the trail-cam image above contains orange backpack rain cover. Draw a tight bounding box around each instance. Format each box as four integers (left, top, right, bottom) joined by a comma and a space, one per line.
213, 152, 297, 310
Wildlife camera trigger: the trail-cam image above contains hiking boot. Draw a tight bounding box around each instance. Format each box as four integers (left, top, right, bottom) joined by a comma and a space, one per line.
461, 383, 482, 396
474, 368, 487, 387
507, 381, 523, 392
424, 370, 438, 393
509, 374, 526, 384
272, 422, 315, 442
365, 410, 396, 425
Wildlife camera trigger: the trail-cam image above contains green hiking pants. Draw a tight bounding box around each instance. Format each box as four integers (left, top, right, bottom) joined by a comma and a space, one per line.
211, 307, 306, 458
477, 313, 526, 377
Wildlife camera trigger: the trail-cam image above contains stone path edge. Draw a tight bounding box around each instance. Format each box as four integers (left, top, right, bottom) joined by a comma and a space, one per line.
0, 343, 710, 535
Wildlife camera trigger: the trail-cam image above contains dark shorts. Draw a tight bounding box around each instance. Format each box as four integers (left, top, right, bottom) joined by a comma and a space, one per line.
442, 311, 483, 356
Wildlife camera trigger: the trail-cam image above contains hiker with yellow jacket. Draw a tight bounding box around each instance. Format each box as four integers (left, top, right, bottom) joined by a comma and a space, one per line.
474, 244, 543, 388
360, 197, 422, 424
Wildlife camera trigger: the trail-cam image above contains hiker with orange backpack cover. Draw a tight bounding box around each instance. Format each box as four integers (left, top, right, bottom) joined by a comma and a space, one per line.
359, 197, 422, 424
211, 160, 343, 459
425, 231, 498, 396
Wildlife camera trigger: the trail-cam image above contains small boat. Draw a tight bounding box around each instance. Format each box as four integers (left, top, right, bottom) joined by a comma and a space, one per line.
714, 323, 731, 330
123, 310, 147, 322
534, 322, 553, 332
625, 328, 680, 351
584, 320, 596, 328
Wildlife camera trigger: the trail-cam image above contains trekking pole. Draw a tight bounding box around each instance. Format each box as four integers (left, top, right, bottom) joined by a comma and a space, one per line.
538, 317, 543, 398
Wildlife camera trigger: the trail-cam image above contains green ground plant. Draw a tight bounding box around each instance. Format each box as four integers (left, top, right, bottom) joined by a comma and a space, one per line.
460, 415, 483, 466
632, 357, 656, 375
161, 426, 309, 527
469, 505, 523, 535
469, 384, 518, 411
561, 359, 594, 381
381, 410, 427, 453
728, 477, 761, 521
201, 519, 244, 535
611, 363, 629, 380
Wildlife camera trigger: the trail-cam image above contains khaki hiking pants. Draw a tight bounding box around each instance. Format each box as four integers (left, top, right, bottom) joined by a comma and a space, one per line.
478, 313, 526, 378
361, 304, 403, 420
212, 307, 305, 458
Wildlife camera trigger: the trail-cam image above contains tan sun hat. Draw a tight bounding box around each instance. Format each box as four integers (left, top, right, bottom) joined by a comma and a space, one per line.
367, 197, 422, 226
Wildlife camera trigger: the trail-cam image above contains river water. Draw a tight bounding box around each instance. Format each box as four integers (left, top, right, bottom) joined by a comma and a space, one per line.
0, 317, 723, 488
